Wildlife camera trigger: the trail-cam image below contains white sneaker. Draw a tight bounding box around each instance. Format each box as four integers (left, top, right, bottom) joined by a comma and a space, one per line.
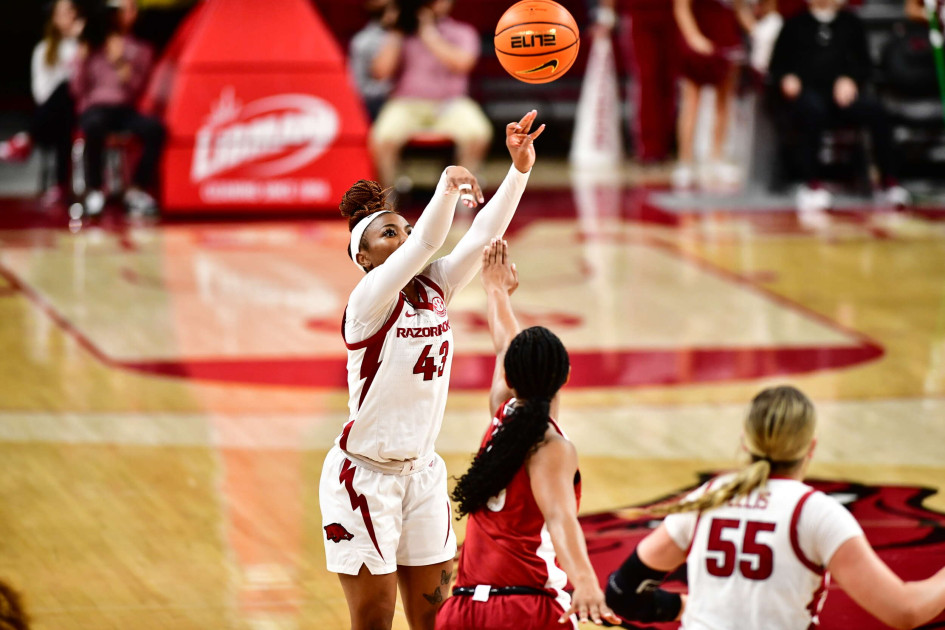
795, 185, 832, 213
882, 185, 911, 208
124, 188, 158, 216
84, 189, 105, 217
671, 163, 695, 190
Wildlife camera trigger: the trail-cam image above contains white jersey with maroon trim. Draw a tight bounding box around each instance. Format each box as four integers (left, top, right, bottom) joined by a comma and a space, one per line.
664, 476, 863, 630
454, 399, 581, 617
339, 271, 454, 462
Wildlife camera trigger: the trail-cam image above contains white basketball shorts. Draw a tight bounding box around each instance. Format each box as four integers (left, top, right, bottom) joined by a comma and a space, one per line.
319, 445, 457, 575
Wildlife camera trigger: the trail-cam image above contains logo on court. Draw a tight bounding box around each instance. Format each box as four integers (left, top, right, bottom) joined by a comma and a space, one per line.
432, 297, 447, 317
324, 523, 354, 543
191, 87, 339, 182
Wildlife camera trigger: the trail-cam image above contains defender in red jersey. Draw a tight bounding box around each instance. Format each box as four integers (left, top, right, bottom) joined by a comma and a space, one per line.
436, 240, 619, 629
604, 386, 945, 629
319, 112, 544, 630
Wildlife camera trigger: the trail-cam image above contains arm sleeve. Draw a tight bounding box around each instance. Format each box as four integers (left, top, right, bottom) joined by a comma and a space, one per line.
798, 491, 864, 568
425, 165, 529, 302
346, 169, 459, 331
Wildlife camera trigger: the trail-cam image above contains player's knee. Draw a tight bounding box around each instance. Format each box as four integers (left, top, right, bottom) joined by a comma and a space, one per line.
351, 601, 396, 630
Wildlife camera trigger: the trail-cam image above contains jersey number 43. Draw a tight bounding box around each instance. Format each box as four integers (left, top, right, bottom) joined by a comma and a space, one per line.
413, 342, 450, 381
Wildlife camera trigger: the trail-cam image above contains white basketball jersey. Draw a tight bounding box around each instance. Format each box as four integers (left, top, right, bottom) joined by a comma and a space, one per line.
665, 477, 863, 630
339, 273, 453, 463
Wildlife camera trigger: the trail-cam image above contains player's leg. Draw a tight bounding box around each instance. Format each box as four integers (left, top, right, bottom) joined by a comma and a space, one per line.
398, 558, 454, 630
397, 454, 458, 629
338, 566, 399, 630
677, 78, 700, 165
711, 63, 738, 163
320, 447, 405, 628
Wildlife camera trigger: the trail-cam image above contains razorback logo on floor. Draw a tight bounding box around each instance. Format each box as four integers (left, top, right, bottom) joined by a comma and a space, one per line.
580, 476, 945, 629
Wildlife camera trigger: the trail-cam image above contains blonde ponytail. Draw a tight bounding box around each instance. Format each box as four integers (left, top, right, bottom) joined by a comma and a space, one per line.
641, 386, 815, 518
648, 460, 771, 516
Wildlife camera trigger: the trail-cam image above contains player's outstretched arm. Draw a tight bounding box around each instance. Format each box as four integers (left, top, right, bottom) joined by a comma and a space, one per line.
481, 239, 520, 416
528, 437, 620, 626
431, 111, 542, 297
829, 536, 945, 629
348, 166, 475, 324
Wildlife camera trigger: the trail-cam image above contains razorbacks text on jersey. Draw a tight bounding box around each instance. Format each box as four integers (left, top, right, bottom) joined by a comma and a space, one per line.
339, 273, 453, 463
665, 476, 863, 630
453, 399, 581, 612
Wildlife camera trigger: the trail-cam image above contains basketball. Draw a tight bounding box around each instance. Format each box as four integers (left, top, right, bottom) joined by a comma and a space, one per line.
494, 0, 580, 84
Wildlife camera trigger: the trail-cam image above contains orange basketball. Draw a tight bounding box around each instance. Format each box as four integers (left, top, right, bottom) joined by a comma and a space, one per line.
494, 0, 580, 84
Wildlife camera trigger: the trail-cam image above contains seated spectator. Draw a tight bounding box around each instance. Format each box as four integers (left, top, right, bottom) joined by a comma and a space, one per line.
369, 0, 492, 191
769, 0, 909, 212
672, 0, 753, 190
0, 0, 83, 206
349, 0, 397, 120
72, 0, 165, 217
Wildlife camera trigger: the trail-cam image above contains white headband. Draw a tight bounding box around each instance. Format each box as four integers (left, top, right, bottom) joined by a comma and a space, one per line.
349, 210, 393, 271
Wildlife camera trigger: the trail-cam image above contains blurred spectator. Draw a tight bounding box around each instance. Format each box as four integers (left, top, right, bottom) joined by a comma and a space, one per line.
369, 0, 492, 191
769, 0, 909, 212
596, 0, 680, 164
72, 0, 165, 217
0, 579, 29, 630
349, 0, 397, 120
0, 0, 83, 206
673, 0, 753, 190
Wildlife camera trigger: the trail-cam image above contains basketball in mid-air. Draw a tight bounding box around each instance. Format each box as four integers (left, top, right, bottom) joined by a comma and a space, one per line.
494, 0, 580, 84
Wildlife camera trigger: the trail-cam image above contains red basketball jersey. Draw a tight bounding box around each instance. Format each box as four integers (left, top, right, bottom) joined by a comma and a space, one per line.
454, 399, 581, 603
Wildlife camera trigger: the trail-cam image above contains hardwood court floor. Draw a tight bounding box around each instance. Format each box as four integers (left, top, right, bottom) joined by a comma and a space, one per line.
0, 175, 943, 629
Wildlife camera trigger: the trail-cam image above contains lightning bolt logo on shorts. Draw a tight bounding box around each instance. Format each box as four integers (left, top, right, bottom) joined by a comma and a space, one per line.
339, 458, 384, 559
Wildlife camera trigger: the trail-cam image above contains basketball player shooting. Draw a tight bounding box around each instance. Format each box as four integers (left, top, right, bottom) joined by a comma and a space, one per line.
319, 111, 544, 630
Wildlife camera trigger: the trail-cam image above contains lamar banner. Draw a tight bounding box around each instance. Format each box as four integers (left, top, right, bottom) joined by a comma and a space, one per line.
148, 0, 373, 214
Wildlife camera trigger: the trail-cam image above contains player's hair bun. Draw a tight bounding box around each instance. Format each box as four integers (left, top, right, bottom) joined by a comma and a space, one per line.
339, 180, 394, 231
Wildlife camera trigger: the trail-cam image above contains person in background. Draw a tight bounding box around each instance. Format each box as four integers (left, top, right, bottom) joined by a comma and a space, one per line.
673, 0, 753, 190
369, 0, 492, 192
349, 0, 398, 121
0, 0, 83, 206
769, 0, 909, 213
595, 0, 681, 165
604, 385, 945, 630
72, 0, 165, 217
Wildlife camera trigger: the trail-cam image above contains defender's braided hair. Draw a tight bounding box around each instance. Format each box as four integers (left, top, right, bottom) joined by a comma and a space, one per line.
339, 179, 395, 259
452, 326, 570, 517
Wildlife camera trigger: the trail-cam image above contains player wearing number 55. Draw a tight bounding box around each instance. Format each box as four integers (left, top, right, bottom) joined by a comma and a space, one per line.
318, 110, 544, 630
604, 385, 945, 630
